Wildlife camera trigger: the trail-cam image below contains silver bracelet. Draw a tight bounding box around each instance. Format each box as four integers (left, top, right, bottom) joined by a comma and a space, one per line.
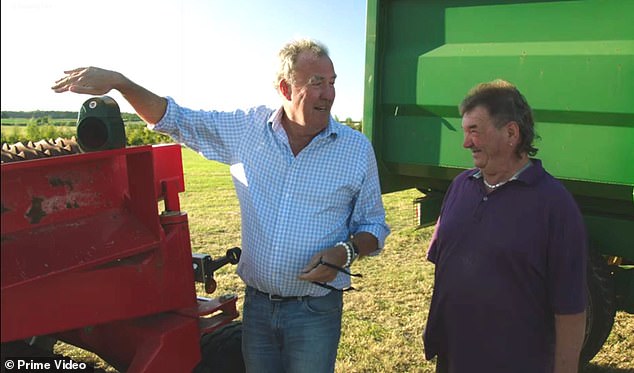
347, 240, 359, 264
336, 241, 353, 268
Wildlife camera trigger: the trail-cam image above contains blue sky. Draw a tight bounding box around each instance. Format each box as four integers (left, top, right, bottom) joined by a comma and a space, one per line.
1, 0, 367, 120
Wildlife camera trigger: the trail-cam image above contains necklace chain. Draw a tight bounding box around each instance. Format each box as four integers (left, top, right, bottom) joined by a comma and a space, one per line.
483, 178, 508, 189
482, 161, 532, 190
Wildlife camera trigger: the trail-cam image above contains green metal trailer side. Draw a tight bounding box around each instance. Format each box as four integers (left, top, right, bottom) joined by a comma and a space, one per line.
363, 0, 633, 364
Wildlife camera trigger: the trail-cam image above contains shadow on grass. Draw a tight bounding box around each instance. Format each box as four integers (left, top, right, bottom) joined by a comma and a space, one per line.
582, 363, 634, 373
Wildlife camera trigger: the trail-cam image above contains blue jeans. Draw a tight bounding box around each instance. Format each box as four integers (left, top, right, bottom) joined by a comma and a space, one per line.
241, 286, 343, 373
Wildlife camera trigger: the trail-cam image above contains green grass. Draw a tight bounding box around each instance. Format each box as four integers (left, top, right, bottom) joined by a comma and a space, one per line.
1, 125, 25, 136
1, 125, 76, 139
178, 148, 634, 373
1, 119, 32, 126
55, 147, 633, 372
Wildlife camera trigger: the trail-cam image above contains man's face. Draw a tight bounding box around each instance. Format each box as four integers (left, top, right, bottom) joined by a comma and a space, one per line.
461, 105, 513, 172
285, 51, 336, 134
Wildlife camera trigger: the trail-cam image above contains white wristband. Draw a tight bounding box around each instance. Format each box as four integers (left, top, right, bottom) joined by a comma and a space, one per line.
347, 240, 359, 263
336, 241, 353, 268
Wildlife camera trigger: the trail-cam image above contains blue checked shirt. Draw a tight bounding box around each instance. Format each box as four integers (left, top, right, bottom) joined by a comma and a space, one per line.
151, 97, 390, 297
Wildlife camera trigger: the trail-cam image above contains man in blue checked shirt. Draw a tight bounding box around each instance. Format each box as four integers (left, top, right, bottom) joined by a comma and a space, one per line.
53, 38, 390, 373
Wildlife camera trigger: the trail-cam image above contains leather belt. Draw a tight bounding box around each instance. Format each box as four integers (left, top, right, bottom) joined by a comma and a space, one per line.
251, 287, 310, 302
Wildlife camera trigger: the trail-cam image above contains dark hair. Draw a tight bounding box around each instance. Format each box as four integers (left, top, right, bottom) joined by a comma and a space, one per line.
459, 79, 538, 157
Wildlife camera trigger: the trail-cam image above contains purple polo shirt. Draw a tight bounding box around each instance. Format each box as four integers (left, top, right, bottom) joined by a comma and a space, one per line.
423, 159, 587, 373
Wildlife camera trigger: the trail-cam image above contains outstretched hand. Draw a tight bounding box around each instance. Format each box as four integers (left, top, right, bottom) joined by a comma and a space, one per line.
298, 244, 347, 283
51, 66, 122, 95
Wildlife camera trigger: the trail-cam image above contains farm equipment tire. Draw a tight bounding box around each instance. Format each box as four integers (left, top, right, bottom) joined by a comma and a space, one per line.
1, 340, 53, 358
580, 250, 616, 365
0, 341, 106, 373
194, 321, 244, 373
1, 341, 48, 373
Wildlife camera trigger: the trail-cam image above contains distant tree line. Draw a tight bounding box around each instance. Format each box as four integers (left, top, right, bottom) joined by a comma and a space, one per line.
2, 111, 361, 146
1, 111, 142, 122
333, 115, 362, 132
1, 110, 78, 119
4, 111, 360, 129
1, 122, 172, 146
1, 111, 169, 146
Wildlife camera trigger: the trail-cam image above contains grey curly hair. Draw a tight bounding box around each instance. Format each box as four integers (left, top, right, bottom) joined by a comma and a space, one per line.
275, 38, 329, 88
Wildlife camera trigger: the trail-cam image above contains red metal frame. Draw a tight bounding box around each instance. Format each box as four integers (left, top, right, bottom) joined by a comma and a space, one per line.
1, 144, 239, 372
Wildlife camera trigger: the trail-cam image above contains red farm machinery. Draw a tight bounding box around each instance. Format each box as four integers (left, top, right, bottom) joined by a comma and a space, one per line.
1, 96, 244, 372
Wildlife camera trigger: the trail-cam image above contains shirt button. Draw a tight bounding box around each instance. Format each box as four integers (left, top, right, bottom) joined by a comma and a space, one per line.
483, 196, 488, 201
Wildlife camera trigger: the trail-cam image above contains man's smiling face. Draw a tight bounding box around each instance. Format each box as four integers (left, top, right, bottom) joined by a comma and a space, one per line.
286, 51, 336, 135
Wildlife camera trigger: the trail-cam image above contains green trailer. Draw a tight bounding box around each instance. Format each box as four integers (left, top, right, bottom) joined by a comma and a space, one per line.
363, 0, 633, 364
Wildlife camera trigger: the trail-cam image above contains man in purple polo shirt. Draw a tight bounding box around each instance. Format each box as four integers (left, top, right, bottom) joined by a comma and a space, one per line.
423, 80, 587, 373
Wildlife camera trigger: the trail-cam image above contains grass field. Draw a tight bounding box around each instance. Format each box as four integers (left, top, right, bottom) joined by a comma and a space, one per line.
1, 124, 76, 140
181, 148, 634, 372
57, 147, 633, 372
1, 122, 146, 137
1, 125, 25, 136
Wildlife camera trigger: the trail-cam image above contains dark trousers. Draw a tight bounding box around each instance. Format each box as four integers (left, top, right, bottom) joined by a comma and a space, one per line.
436, 355, 448, 373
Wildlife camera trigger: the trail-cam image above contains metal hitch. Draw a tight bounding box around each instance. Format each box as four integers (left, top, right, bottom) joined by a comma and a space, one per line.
193, 247, 241, 293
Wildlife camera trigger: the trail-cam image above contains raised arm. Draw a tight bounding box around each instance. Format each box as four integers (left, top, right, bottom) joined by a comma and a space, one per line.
52, 66, 167, 124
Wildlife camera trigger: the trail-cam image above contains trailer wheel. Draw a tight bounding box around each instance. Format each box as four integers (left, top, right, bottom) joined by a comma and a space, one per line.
194, 321, 244, 373
580, 250, 616, 365
0, 341, 106, 373
1, 336, 57, 358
